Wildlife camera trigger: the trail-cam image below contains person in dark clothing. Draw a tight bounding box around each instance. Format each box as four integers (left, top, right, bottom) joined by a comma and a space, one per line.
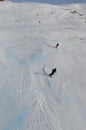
49, 68, 57, 77
55, 43, 59, 48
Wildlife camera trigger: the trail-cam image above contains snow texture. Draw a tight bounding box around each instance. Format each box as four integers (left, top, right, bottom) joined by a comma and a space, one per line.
10, 0, 86, 5
0, 1, 86, 130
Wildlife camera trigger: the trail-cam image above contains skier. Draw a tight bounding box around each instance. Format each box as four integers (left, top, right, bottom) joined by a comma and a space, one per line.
55, 43, 59, 48
49, 68, 57, 77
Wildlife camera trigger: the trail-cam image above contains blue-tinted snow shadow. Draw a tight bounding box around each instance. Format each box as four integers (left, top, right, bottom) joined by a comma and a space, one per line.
9, 0, 86, 5
4, 110, 27, 130
0, 84, 27, 130
7, 46, 57, 65
35, 72, 48, 76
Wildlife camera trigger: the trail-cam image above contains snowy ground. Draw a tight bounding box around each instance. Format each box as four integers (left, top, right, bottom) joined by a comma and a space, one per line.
0, 1, 86, 130
10, 0, 86, 5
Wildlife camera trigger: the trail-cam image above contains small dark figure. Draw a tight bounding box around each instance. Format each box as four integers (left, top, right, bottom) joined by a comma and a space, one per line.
39, 21, 41, 24
51, 12, 54, 14
55, 43, 59, 48
49, 68, 57, 77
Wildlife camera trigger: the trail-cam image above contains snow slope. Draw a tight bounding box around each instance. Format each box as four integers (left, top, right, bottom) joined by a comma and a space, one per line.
0, 1, 86, 130
10, 0, 86, 5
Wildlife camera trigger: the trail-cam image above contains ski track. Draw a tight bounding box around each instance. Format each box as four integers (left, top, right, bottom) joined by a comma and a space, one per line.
7, 45, 57, 66
29, 73, 60, 130
1, 46, 59, 130
0, 1, 86, 130
1, 37, 86, 130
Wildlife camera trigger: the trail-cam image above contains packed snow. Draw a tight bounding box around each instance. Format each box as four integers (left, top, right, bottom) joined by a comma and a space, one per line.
10, 0, 86, 5
0, 1, 86, 130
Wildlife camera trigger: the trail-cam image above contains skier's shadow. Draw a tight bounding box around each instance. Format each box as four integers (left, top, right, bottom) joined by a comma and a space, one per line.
35, 67, 48, 76
35, 72, 48, 76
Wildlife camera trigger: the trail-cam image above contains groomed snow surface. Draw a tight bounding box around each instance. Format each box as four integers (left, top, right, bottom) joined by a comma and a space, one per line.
0, 1, 86, 130
10, 0, 86, 5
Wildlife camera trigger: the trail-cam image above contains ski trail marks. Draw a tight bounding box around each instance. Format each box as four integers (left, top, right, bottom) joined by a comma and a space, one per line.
29, 93, 56, 130
2, 68, 31, 130
7, 45, 57, 66
28, 66, 63, 130
7, 48, 25, 65
4, 110, 26, 130
5, 42, 60, 130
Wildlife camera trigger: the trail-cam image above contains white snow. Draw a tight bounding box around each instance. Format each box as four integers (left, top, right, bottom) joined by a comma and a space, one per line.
0, 1, 86, 130
10, 0, 86, 5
